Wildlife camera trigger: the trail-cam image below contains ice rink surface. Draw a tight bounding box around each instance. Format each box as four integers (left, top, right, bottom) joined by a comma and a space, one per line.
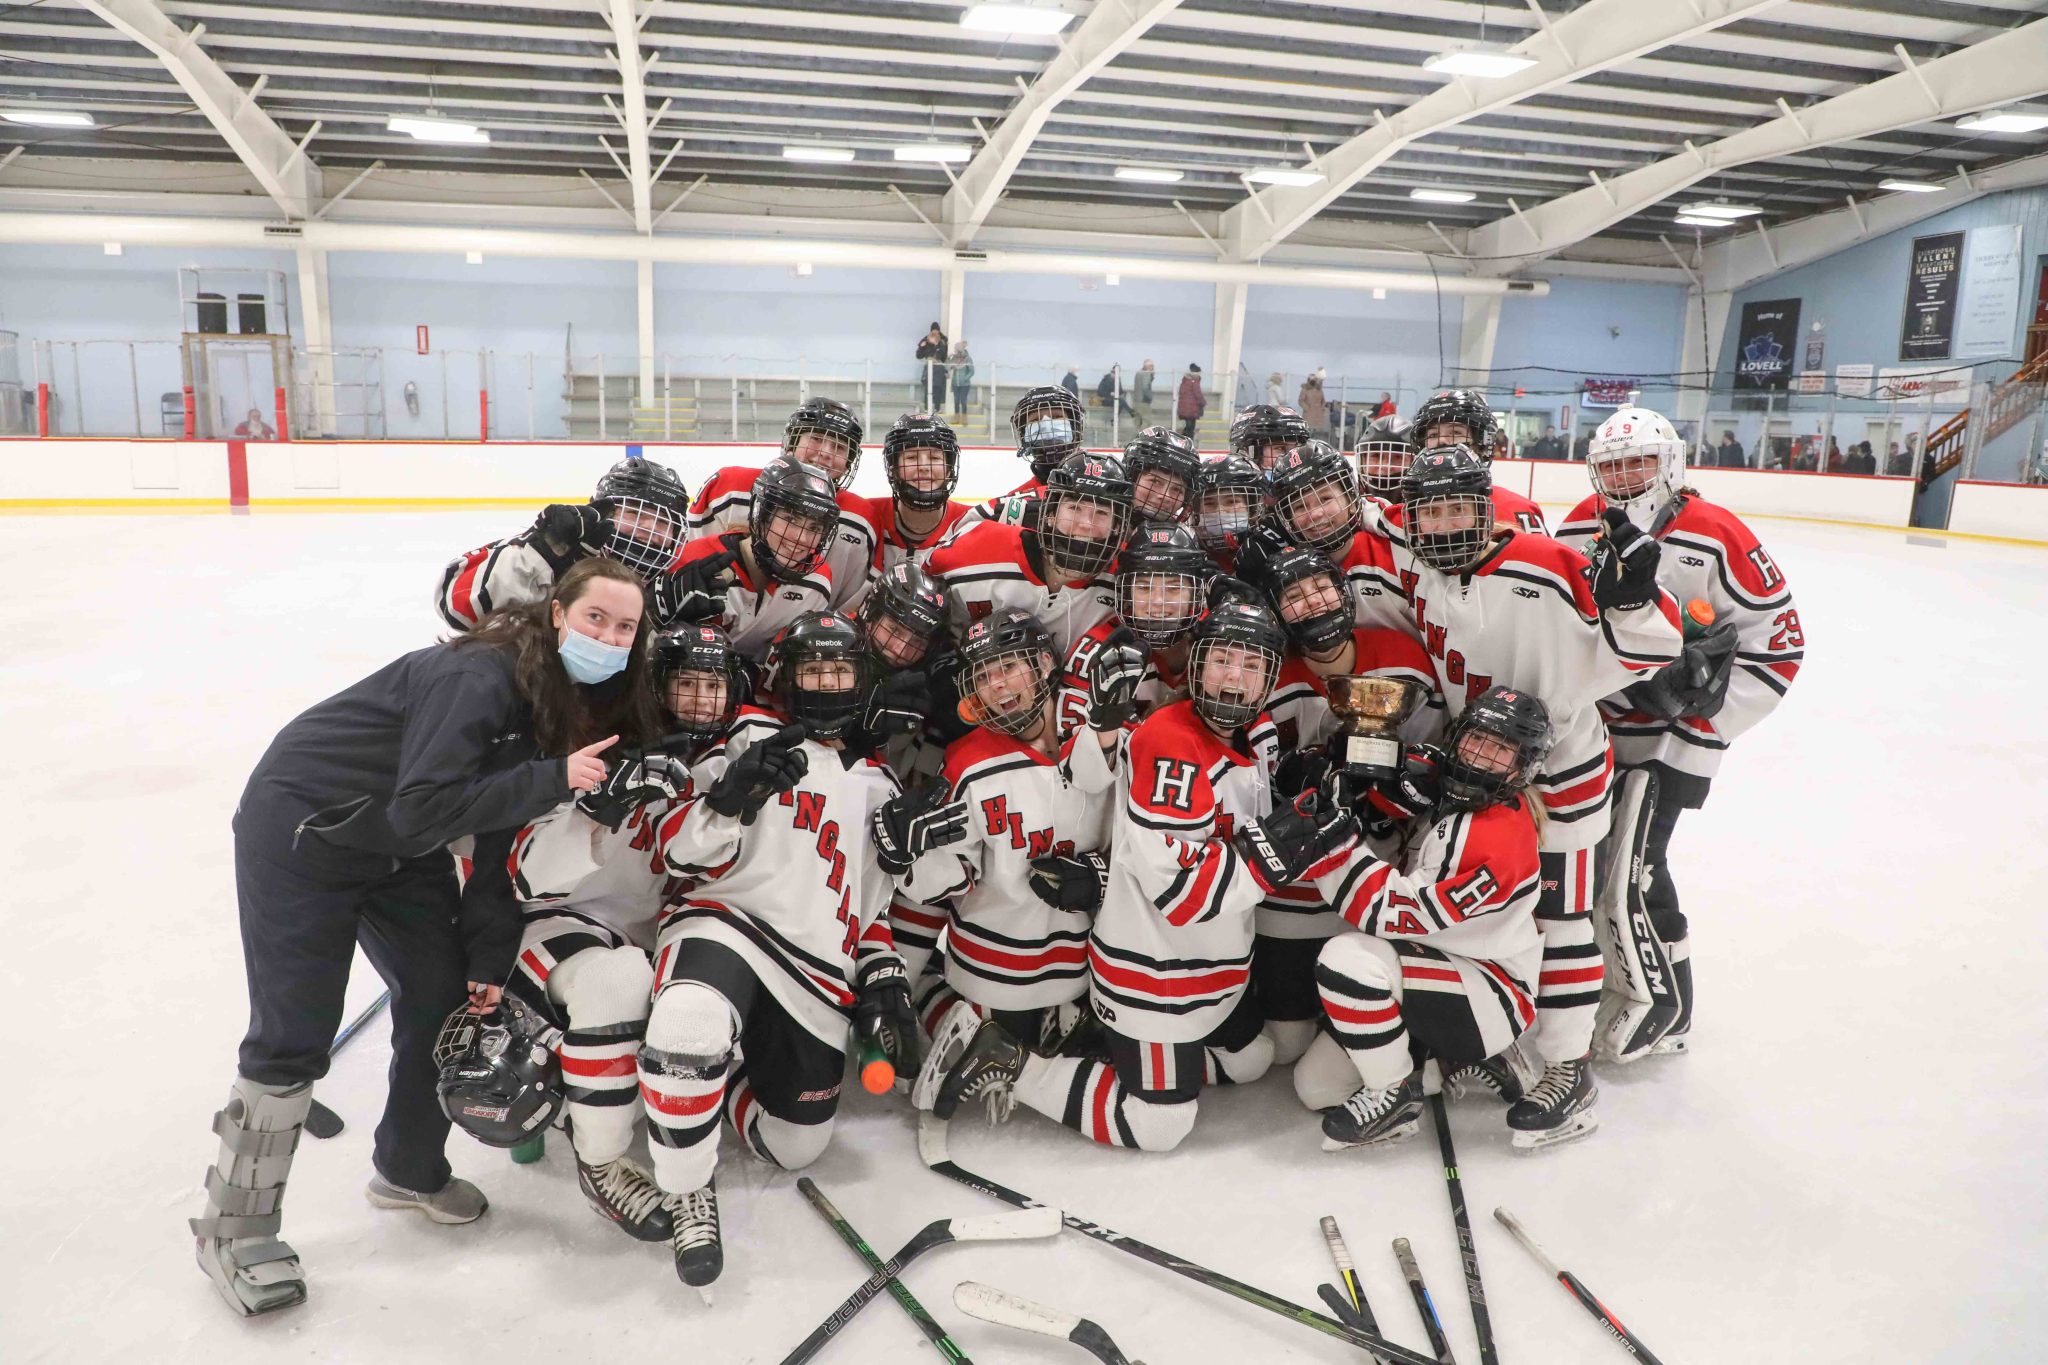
4, 506, 2045, 1365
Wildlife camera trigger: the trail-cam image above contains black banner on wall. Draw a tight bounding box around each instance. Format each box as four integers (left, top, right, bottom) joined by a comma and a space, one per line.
1900, 231, 1963, 362
1733, 297, 1802, 391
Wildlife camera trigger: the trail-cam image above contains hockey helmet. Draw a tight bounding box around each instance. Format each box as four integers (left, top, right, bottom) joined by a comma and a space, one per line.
1229, 404, 1310, 470
1267, 440, 1360, 559
1586, 406, 1686, 512
783, 397, 864, 489
1121, 426, 1201, 522
1442, 686, 1552, 809
653, 623, 741, 748
1011, 385, 1087, 482
1187, 600, 1286, 732
1116, 520, 1210, 648
434, 995, 565, 1149
856, 560, 951, 669
1412, 389, 1503, 462
1401, 445, 1495, 574
748, 458, 840, 584
1355, 413, 1416, 499
590, 457, 690, 580
764, 610, 872, 740
957, 608, 1058, 738
1193, 454, 1269, 559
883, 412, 961, 510
1038, 452, 1135, 580
1255, 541, 1352, 657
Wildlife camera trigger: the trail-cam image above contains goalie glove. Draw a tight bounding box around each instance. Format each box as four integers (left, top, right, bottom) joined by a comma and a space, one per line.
1624, 618, 1738, 720
1583, 507, 1663, 613
853, 956, 921, 1078
653, 535, 741, 626
1026, 851, 1110, 914
703, 722, 808, 825
1085, 626, 1148, 731
1234, 791, 1359, 893
577, 752, 684, 831
870, 781, 970, 876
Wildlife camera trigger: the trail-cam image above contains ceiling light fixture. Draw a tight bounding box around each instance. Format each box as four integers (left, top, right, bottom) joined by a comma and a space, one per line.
1878, 178, 1944, 194
1956, 108, 2048, 134
1423, 45, 1536, 78
1683, 202, 1762, 220
960, 4, 1075, 35
3, 109, 96, 128
1673, 214, 1732, 228
783, 145, 857, 162
1246, 167, 1324, 187
388, 114, 489, 144
1114, 165, 1184, 183
892, 143, 972, 163
1410, 186, 1476, 204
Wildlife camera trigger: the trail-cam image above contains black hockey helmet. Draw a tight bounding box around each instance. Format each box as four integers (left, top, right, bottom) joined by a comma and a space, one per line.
1038, 452, 1135, 580
1401, 444, 1495, 573
1355, 413, 1416, 498
957, 607, 1057, 738
783, 396, 864, 489
1267, 440, 1360, 559
653, 622, 741, 748
1187, 599, 1286, 732
590, 457, 689, 579
1193, 454, 1269, 558
1229, 404, 1310, 470
1254, 541, 1352, 656
1441, 685, 1552, 809
434, 995, 565, 1149
882, 411, 961, 510
856, 560, 951, 669
1116, 520, 1211, 648
1412, 389, 1502, 462
1121, 425, 1201, 522
1011, 385, 1087, 482
764, 609, 872, 740
748, 458, 840, 584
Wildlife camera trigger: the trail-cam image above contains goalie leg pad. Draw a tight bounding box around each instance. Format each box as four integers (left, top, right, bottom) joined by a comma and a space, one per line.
191, 1076, 313, 1317
1594, 769, 1681, 1063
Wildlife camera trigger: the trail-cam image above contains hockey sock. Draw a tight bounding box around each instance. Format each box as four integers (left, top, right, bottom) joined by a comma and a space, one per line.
914, 975, 983, 1041
1203, 1031, 1275, 1085
1315, 935, 1412, 1090
640, 983, 736, 1196
889, 899, 946, 984
551, 947, 653, 1165
1013, 1054, 1196, 1153
724, 1072, 833, 1170
1532, 913, 1603, 1064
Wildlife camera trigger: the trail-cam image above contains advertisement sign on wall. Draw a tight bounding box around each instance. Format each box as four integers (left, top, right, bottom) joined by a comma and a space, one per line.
1734, 298, 1802, 390
1579, 377, 1640, 407
1900, 231, 1964, 361
1836, 363, 1874, 398
1955, 223, 2024, 359
1874, 366, 1969, 403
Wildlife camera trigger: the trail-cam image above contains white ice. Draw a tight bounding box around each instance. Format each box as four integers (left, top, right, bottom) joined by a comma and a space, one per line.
4, 508, 2045, 1365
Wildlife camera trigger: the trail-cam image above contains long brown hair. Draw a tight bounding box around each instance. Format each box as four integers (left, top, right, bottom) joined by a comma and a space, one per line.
453, 557, 664, 755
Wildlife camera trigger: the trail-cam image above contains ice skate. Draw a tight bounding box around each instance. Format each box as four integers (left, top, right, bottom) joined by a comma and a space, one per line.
669, 1179, 722, 1304
932, 1019, 1027, 1124
366, 1173, 489, 1224
1446, 1035, 1541, 1103
1321, 1072, 1422, 1151
576, 1156, 674, 1243
913, 999, 983, 1111
1507, 1056, 1599, 1152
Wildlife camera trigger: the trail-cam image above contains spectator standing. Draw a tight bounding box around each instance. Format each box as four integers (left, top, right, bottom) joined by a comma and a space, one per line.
1847, 442, 1876, 475
1176, 363, 1206, 440
1531, 425, 1565, 460
948, 340, 975, 420
1374, 392, 1397, 419
1096, 367, 1136, 418
915, 322, 948, 408
1885, 441, 1907, 475
1825, 437, 1843, 473
1133, 359, 1157, 422
1060, 365, 1081, 400
1297, 369, 1330, 438
1265, 372, 1285, 406
1716, 430, 1745, 468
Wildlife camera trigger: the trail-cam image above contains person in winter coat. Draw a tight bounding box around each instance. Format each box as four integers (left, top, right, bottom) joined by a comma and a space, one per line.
915, 322, 949, 408
1298, 371, 1330, 438
1133, 359, 1157, 421
949, 341, 975, 419
1176, 364, 1206, 440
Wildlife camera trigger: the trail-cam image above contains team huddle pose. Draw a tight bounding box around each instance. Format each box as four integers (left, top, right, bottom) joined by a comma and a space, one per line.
192, 384, 1800, 1315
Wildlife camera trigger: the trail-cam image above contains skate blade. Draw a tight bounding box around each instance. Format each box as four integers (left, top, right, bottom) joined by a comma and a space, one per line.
695, 1286, 715, 1307
1321, 1118, 1420, 1152
1511, 1111, 1599, 1154
1649, 1033, 1690, 1057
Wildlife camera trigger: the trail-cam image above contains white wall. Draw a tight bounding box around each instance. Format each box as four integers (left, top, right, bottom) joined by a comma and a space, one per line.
1948, 480, 2048, 540
1504, 456, 1918, 528
1493, 276, 1690, 418
1241, 281, 1460, 408
964, 271, 1211, 389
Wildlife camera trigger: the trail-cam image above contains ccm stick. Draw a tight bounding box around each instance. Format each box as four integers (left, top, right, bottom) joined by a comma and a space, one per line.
1429, 1091, 1499, 1365
1493, 1208, 1666, 1365
780, 1179, 1062, 1365
919, 1113, 1435, 1365
954, 1282, 1143, 1365
306, 988, 392, 1139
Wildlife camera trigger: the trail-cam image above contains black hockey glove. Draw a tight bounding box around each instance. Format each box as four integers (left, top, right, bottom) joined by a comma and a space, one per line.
704, 722, 808, 825
1366, 742, 1445, 823
1584, 507, 1662, 613
1085, 626, 1148, 731
871, 781, 970, 876
531, 503, 612, 569
1624, 618, 1739, 720
1234, 791, 1360, 892
653, 534, 741, 626
578, 752, 684, 831
1027, 850, 1110, 914
1274, 744, 1335, 802
864, 671, 933, 742
921, 647, 975, 746
1229, 524, 1290, 595
1206, 573, 1262, 613
853, 956, 921, 1079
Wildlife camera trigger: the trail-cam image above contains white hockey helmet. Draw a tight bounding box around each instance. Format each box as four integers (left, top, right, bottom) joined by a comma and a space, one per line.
1587, 406, 1685, 509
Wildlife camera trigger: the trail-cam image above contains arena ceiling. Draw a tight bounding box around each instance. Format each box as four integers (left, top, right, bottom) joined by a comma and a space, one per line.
3, 0, 2048, 273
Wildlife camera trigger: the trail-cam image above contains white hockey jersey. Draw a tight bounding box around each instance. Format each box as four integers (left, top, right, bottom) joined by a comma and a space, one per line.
437, 532, 557, 631
1556, 493, 1801, 781
899, 727, 1111, 1011
1090, 699, 1279, 1044
1055, 620, 1188, 735
1340, 507, 1682, 852
924, 518, 1118, 659
687, 462, 879, 609
668, 532, 833, 663
654, 708, 902, 1048
849, 493, 972, 574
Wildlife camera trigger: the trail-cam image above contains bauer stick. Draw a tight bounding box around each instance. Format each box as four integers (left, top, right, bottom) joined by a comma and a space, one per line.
1493, 1208, 1665, 1365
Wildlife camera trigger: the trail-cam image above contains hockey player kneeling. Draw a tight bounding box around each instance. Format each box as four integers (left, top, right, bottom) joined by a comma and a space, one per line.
932, 602, 1349, 1153
639, 612, 921, 1300
1299, 688, 1588, 1153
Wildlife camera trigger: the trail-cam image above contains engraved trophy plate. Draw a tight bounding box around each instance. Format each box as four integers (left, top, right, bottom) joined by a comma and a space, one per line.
1325, 675, 1422, 781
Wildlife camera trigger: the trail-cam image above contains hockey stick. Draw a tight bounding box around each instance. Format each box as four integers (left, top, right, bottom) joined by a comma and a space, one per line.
306, 989, 394, 1140
1321, 1214, 1379, 1331
796, 1178, 979, 1364
1394, 1237, 1456, 1365
1429, 1093, 1498, 1365
918, 1113, 1435, 1365
780, 1179, 1061, 1365
1493, 1208, 1665, 1365
954, 1282, 1142, 1365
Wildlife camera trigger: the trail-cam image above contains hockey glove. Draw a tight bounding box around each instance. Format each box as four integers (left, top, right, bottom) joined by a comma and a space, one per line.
871, 781, 970, 876
853, 956, 921, 1080
1274, 745, 1336, 802
1026, 850, 1110, 914
1366, 743, 1445, 823
531, 503, 612, 569
863, 671, 933, 742
703, 722, 808, 825
1624, 618, 1739, 720
653, 535, 741, 626
578, 753, 684, 830
1584, 507, 1662, 613
1206, 573, 1262, 613
1234, 791, 1360, 893
1229, 525, 1289, 596
1085, 626, 1148, 731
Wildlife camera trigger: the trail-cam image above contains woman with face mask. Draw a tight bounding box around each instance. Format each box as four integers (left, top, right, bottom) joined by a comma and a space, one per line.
191, 557, 663, 1320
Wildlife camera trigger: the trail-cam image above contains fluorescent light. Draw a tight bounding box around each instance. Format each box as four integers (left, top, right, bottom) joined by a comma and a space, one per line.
1409, 187, 1475, 204
1114, 165, 1184, 183
1673, 214, 1732, 228
960, 3, 1074, 35
103, 242, 123, 256
1683, 202, 1761, 220
387, 114, 489, 144
1956, 109, 2048, 134
1422, 45, 1537, 79
1105, 273, 1120, 287
3, 109, 95, 129
1879, 178, 1944, 194
892, 143, 972, 163
466, 251, 484, 265
783, 144, 856, 163
1246, 166, 1325, 187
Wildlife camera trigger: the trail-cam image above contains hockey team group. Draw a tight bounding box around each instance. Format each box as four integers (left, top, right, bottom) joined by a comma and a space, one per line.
188, 383, 1802, 1321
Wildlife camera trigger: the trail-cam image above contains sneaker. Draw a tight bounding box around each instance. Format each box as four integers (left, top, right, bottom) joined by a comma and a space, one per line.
669, 1179, 722, 1304
933, 1020, 1028, 1124
366, 1174, 488, 1224
1507, 1056, 1599, 1152
577, 1157, 674, 1243
1321, 1072, 1423, 1151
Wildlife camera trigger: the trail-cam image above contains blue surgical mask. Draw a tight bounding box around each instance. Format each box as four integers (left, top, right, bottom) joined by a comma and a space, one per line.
1023, 416, 1074, 444
559, 627, 632, 684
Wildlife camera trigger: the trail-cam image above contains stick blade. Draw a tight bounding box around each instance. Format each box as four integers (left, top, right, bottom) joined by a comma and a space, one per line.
949, 1205, 1063, 1242
955, 1281, 1083, 1336
917, 1109, 951, 1168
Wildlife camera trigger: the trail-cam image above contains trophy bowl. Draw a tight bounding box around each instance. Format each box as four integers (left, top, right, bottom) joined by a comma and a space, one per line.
1325, 675, 1422, 779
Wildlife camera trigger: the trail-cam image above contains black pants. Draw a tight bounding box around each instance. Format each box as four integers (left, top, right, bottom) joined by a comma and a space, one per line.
1178, 417, 1198, 439
1640, 763, 1710, 944
232, 791, 469, 1192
